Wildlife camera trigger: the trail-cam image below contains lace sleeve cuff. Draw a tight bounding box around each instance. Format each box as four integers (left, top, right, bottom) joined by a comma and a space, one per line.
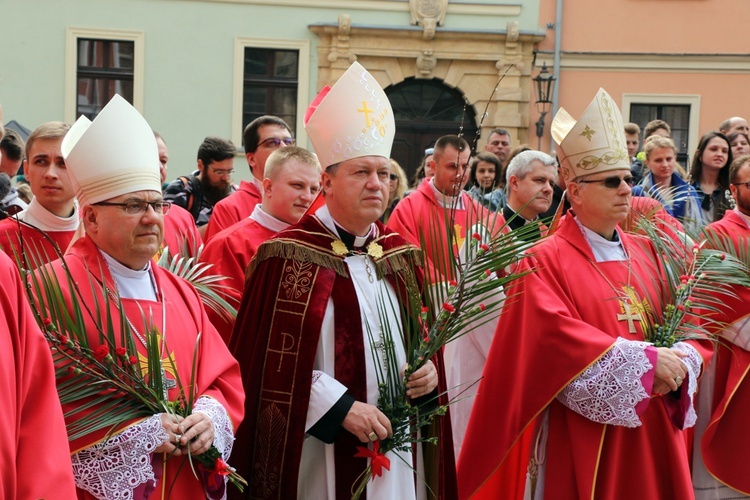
557, 337, 653, 428
666, 341, 703, 429
71, 414, 168, 500
193, 396, 234, 460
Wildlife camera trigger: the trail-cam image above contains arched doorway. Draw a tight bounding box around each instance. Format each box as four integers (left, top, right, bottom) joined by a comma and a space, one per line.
385, 78, 478, 182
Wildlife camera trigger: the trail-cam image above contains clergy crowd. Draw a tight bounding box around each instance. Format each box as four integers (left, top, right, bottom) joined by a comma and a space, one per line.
2, 60, 750, 500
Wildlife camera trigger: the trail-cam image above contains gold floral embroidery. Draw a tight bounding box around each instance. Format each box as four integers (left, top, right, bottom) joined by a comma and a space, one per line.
331, 240, 348, 256
367, 242, 384, 259
281, 261, 313, 299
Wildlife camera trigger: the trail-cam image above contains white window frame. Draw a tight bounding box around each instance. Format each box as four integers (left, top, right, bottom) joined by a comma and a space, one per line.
64, 27, 144, 123
622, 94, 701, 157
232, 37, 310, 152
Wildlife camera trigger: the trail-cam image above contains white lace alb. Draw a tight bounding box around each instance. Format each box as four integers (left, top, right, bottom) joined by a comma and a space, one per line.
71, 414, 168, 500
557, 338, 652, 428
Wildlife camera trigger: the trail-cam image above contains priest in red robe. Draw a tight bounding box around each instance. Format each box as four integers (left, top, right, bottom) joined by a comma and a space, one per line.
37, 94, 244, 499
229, 61, 456, 500
200, 146, 321, 343
203, 115, 293, 242
160, 203, 202, 258
458, 89, 711, 499
388, 135, 504, 286
693, 154, 750, 498
0, 121, 78, 268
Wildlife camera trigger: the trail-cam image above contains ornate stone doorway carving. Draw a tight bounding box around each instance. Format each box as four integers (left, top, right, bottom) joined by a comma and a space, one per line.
385, 77, 477, 178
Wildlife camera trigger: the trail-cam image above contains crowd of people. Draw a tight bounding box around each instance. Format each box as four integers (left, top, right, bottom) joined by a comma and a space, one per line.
2, 63, 750, 500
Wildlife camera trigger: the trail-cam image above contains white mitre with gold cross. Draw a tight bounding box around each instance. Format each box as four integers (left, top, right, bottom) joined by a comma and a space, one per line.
304, 62, 395, 169
551, 88, 630, 183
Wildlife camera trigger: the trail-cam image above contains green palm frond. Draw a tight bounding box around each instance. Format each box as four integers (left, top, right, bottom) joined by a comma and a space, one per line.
632, 216, 750, 346
157, 241, 237, 323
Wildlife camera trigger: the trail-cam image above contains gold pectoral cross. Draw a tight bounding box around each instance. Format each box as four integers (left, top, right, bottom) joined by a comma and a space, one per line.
617, 299, 642, 334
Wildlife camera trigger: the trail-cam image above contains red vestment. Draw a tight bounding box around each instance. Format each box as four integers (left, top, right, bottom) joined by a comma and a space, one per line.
203, 180, 261, 243
200, 216, 276, 343
161, 203, 202, 258
698, 209, 750, 493
38, 236, 244, 499
387, 180, 503, 283
0, 216, 75, 268
0, 251, 77, 499
458, 213, 712, 500
228, 213, 457, 499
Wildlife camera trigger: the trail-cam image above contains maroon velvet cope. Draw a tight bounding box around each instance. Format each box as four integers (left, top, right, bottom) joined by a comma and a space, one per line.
228, 214, 456, 500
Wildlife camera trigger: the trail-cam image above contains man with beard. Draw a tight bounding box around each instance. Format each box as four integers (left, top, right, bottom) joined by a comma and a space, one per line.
164, 136, 236, 237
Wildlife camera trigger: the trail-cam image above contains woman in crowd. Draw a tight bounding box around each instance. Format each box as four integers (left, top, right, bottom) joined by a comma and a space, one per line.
381, 159, 408, 223
729, 131, 750, 159
689, 131, 733, 224
466, 152, 505, 211
631, 136, 703, 233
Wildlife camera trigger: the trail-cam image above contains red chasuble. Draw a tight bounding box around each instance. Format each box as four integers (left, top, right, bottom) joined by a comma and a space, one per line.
161, 203, 202, 258
203, 180, 261, 243
387, 180, 502, 284
0, 251, 77, 499
458, 213, 712, 500
699, 209, 750, 493
0, 216, 75, 269
228, 214, 457, 500
36, 236, 244, 499
200, 217, 276, 343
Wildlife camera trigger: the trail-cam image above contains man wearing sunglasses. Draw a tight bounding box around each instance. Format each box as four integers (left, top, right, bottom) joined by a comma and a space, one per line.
459, 89, 710, 499
203, 115, 293, 242
164, 136, 237, 238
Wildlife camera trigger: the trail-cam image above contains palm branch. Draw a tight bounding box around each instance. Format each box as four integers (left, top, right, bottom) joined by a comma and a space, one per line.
630, 216, 750, 346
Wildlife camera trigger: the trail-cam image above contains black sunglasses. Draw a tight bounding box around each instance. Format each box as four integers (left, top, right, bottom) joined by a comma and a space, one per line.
577, 176, 635, 189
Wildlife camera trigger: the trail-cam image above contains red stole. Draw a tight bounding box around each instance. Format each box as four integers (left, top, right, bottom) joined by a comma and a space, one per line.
229, 214, 456, 499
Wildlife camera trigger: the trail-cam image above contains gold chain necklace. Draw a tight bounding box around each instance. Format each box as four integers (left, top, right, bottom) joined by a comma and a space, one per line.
101, 255, 175, 397
349, 255, 390, 375
575, 220, 642, 334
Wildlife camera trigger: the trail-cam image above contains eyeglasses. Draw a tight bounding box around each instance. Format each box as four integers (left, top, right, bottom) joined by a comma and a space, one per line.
94, 200, 171, 215
733, 182, 750, 190
258, 137, 295, 149
577, 176, 635, 189
389, 174, 398, 181
208, 165, 235, 176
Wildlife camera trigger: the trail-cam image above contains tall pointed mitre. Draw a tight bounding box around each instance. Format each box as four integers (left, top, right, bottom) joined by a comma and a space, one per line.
304, 62, 395, 169
61, 94, 162, 206
551, 88, 630, 182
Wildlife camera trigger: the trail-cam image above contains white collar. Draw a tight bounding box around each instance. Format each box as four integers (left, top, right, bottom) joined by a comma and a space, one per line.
249, 204, 290, 233
100, 250, 156, 301
18, 198, 79, 232
429, 178, 465, 209
315, 204, 374, 245
574, 216, 627, 262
